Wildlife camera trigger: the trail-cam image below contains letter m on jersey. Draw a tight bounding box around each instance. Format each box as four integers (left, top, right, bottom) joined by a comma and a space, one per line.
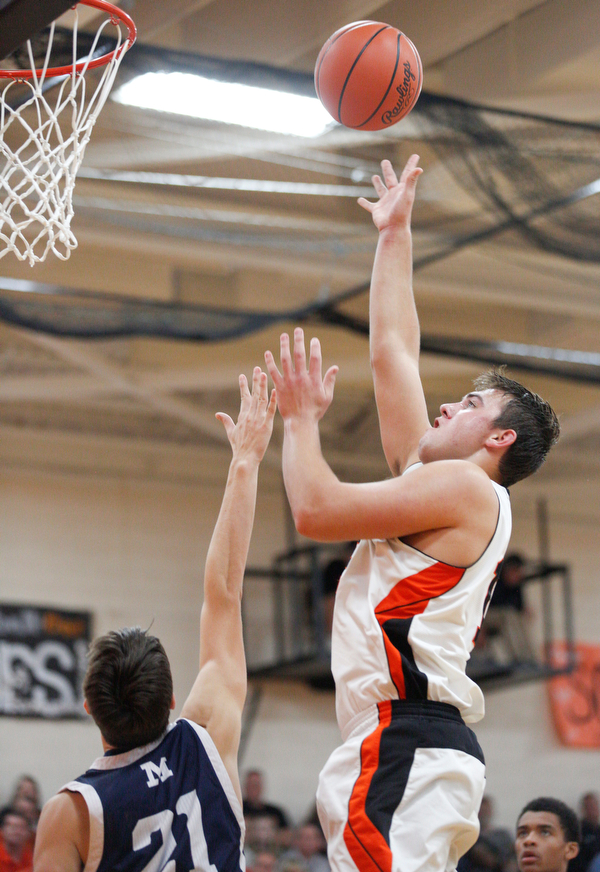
140, 757, 174, 788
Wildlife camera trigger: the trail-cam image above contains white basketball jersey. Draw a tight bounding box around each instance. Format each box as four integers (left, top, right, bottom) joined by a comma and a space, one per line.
331, 465, 511, 734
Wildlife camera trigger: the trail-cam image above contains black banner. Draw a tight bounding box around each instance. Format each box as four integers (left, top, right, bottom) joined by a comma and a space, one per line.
0, 604, 91, 718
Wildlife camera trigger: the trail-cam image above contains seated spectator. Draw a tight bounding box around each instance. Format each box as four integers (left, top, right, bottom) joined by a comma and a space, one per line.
243, 770, 290, 832
570, 793, 600, 872
485, 553, 535, 665
0, 811, 33, 872
250, 851, 278, 872
245, 813, 280, 868
459, 796, 516, 872
0, 776, 41, 831
515, 797, 579, 872
280, 824, 330, 872
10, 779, 40, 812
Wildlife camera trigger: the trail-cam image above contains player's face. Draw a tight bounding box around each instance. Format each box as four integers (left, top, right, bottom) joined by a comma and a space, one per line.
418, 389, 507, 464
516, 812, 579, 872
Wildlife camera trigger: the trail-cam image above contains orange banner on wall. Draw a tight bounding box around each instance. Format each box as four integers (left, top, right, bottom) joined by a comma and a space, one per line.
548, 643, 600, 748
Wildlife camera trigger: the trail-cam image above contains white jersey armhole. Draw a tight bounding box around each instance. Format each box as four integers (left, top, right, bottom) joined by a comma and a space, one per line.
59, 781, 104, 872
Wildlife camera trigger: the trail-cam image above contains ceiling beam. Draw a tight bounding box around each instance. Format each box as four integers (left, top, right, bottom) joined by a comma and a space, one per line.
440, 0, 600, 101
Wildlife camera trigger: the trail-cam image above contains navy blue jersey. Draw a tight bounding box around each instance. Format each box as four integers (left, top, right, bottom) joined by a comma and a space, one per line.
62, 718, 245, 872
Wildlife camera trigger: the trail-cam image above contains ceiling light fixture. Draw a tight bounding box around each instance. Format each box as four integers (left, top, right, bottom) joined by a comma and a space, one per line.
113, 71, 334, 138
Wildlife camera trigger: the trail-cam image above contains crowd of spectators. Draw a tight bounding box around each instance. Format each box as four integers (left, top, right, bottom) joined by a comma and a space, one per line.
242, 777, 600, 872
456, 791, 600, 872
0, 776, 41, 872
2, 768, 599, 872
242, 770, 329, 872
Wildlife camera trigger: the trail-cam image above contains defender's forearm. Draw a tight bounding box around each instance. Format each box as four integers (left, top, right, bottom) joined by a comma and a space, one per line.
204, 457, 260, 601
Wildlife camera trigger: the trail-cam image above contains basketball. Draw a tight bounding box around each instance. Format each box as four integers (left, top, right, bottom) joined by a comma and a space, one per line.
314, 20, 422, 131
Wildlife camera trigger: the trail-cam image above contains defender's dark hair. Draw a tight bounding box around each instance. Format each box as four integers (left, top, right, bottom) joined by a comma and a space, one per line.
473, 368, 560, 488
518, 797, 580, 844
83, 627, 173, 752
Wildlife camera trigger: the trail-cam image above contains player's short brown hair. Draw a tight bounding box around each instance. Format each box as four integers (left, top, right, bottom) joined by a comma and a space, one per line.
473, 368, 560, 488
83, 627, 173, 751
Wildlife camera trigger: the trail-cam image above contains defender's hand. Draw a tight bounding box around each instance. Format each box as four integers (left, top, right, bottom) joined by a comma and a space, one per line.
358, 154, 422, 232
216, 367, 276, 463
265, 328, 338, 422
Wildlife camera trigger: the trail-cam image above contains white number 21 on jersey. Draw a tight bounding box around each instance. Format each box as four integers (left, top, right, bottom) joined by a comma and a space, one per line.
132, 789, 219, 872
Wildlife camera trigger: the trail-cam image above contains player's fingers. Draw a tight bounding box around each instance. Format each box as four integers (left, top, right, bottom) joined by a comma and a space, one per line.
249, 366, 264, 410
279, 332, 293, 378
266, 388, 277, 423
254, 368, 269, 405
371, 174, 387, 197
264, 349, 283, 388
239, 372, 252, 415
215, 412, 235, 442
308, 336, 322, 380
323, 365, 339, 402
239, 372, 250, 397
293, 327, 307, 374
357, 197, 374, 212
403, 154, 423, 188
381, 159, 398, 188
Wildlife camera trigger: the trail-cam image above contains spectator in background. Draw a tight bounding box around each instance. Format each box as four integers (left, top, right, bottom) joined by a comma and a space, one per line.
250, 851, 278, 872
0, 811, 33, 872
459, 796, 516, 872
570, 793, 600, 872
280, 824, 330, 872
245, 813, 280, 869
0, 777, 41, 853
10, 780, 40, 813
485, 553, 535, 665
515, 797, 579, 872
8, 801, 36, 839
243, 770, 290, 832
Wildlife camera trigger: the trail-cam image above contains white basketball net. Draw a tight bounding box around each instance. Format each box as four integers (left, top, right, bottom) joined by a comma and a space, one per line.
0, 11, 130, 265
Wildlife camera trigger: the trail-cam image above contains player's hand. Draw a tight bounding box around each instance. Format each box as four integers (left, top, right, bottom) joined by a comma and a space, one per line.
216, 367, 276, 463
264, 328, 338, 422
358, 154, 422, 231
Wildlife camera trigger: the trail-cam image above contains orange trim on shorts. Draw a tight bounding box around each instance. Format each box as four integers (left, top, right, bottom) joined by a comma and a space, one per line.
343, 700, 393, 872
374, 563, 465, 698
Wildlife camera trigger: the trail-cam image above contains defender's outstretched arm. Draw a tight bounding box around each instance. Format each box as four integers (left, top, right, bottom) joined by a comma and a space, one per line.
359, 155, 430, 475
180, 368, 276, 800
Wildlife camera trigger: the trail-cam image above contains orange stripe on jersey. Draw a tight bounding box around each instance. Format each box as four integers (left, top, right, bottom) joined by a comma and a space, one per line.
344, 701, 393, 872
374, 562, 465, 699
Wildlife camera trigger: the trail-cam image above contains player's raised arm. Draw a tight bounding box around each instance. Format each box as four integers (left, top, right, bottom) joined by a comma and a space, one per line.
180, 368, 276, 798
358, 154, 430, 475
265, 329, 496, 551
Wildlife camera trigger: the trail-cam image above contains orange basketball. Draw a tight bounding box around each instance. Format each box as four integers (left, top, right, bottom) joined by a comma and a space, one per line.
314, 20, 423, 131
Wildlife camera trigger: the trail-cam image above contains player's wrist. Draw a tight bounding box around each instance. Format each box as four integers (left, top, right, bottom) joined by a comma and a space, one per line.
378, 223, 412, 242
228, 454, 261, 476
283, 414, 319, 433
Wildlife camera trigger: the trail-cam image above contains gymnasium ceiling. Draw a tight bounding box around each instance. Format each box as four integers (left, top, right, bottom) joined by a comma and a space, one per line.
1, 0, 600, 522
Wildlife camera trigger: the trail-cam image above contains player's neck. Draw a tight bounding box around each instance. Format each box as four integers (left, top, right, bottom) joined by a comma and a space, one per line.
100, 734, 115, 753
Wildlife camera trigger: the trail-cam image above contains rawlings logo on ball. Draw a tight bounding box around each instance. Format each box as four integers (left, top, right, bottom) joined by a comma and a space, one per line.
381, 61, 416, 125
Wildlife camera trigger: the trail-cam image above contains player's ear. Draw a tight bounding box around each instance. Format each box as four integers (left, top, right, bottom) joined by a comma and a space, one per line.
565, 843, 579, 862
486, 428, 516, 450
170, 693, 176, 710
83, 698, 90, 715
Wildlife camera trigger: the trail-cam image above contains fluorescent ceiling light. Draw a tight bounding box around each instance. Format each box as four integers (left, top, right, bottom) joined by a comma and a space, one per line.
114, 71, 334, 138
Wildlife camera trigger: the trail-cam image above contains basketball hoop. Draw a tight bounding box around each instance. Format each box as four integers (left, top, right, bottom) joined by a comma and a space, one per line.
0, 0, 137, 265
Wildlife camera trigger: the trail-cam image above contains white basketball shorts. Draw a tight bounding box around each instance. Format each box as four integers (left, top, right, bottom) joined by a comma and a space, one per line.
316, 699, 486, 872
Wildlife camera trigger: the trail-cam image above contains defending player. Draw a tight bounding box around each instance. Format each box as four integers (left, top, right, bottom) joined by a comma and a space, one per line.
33, 368, 276, 872
264, 155, 559, 872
